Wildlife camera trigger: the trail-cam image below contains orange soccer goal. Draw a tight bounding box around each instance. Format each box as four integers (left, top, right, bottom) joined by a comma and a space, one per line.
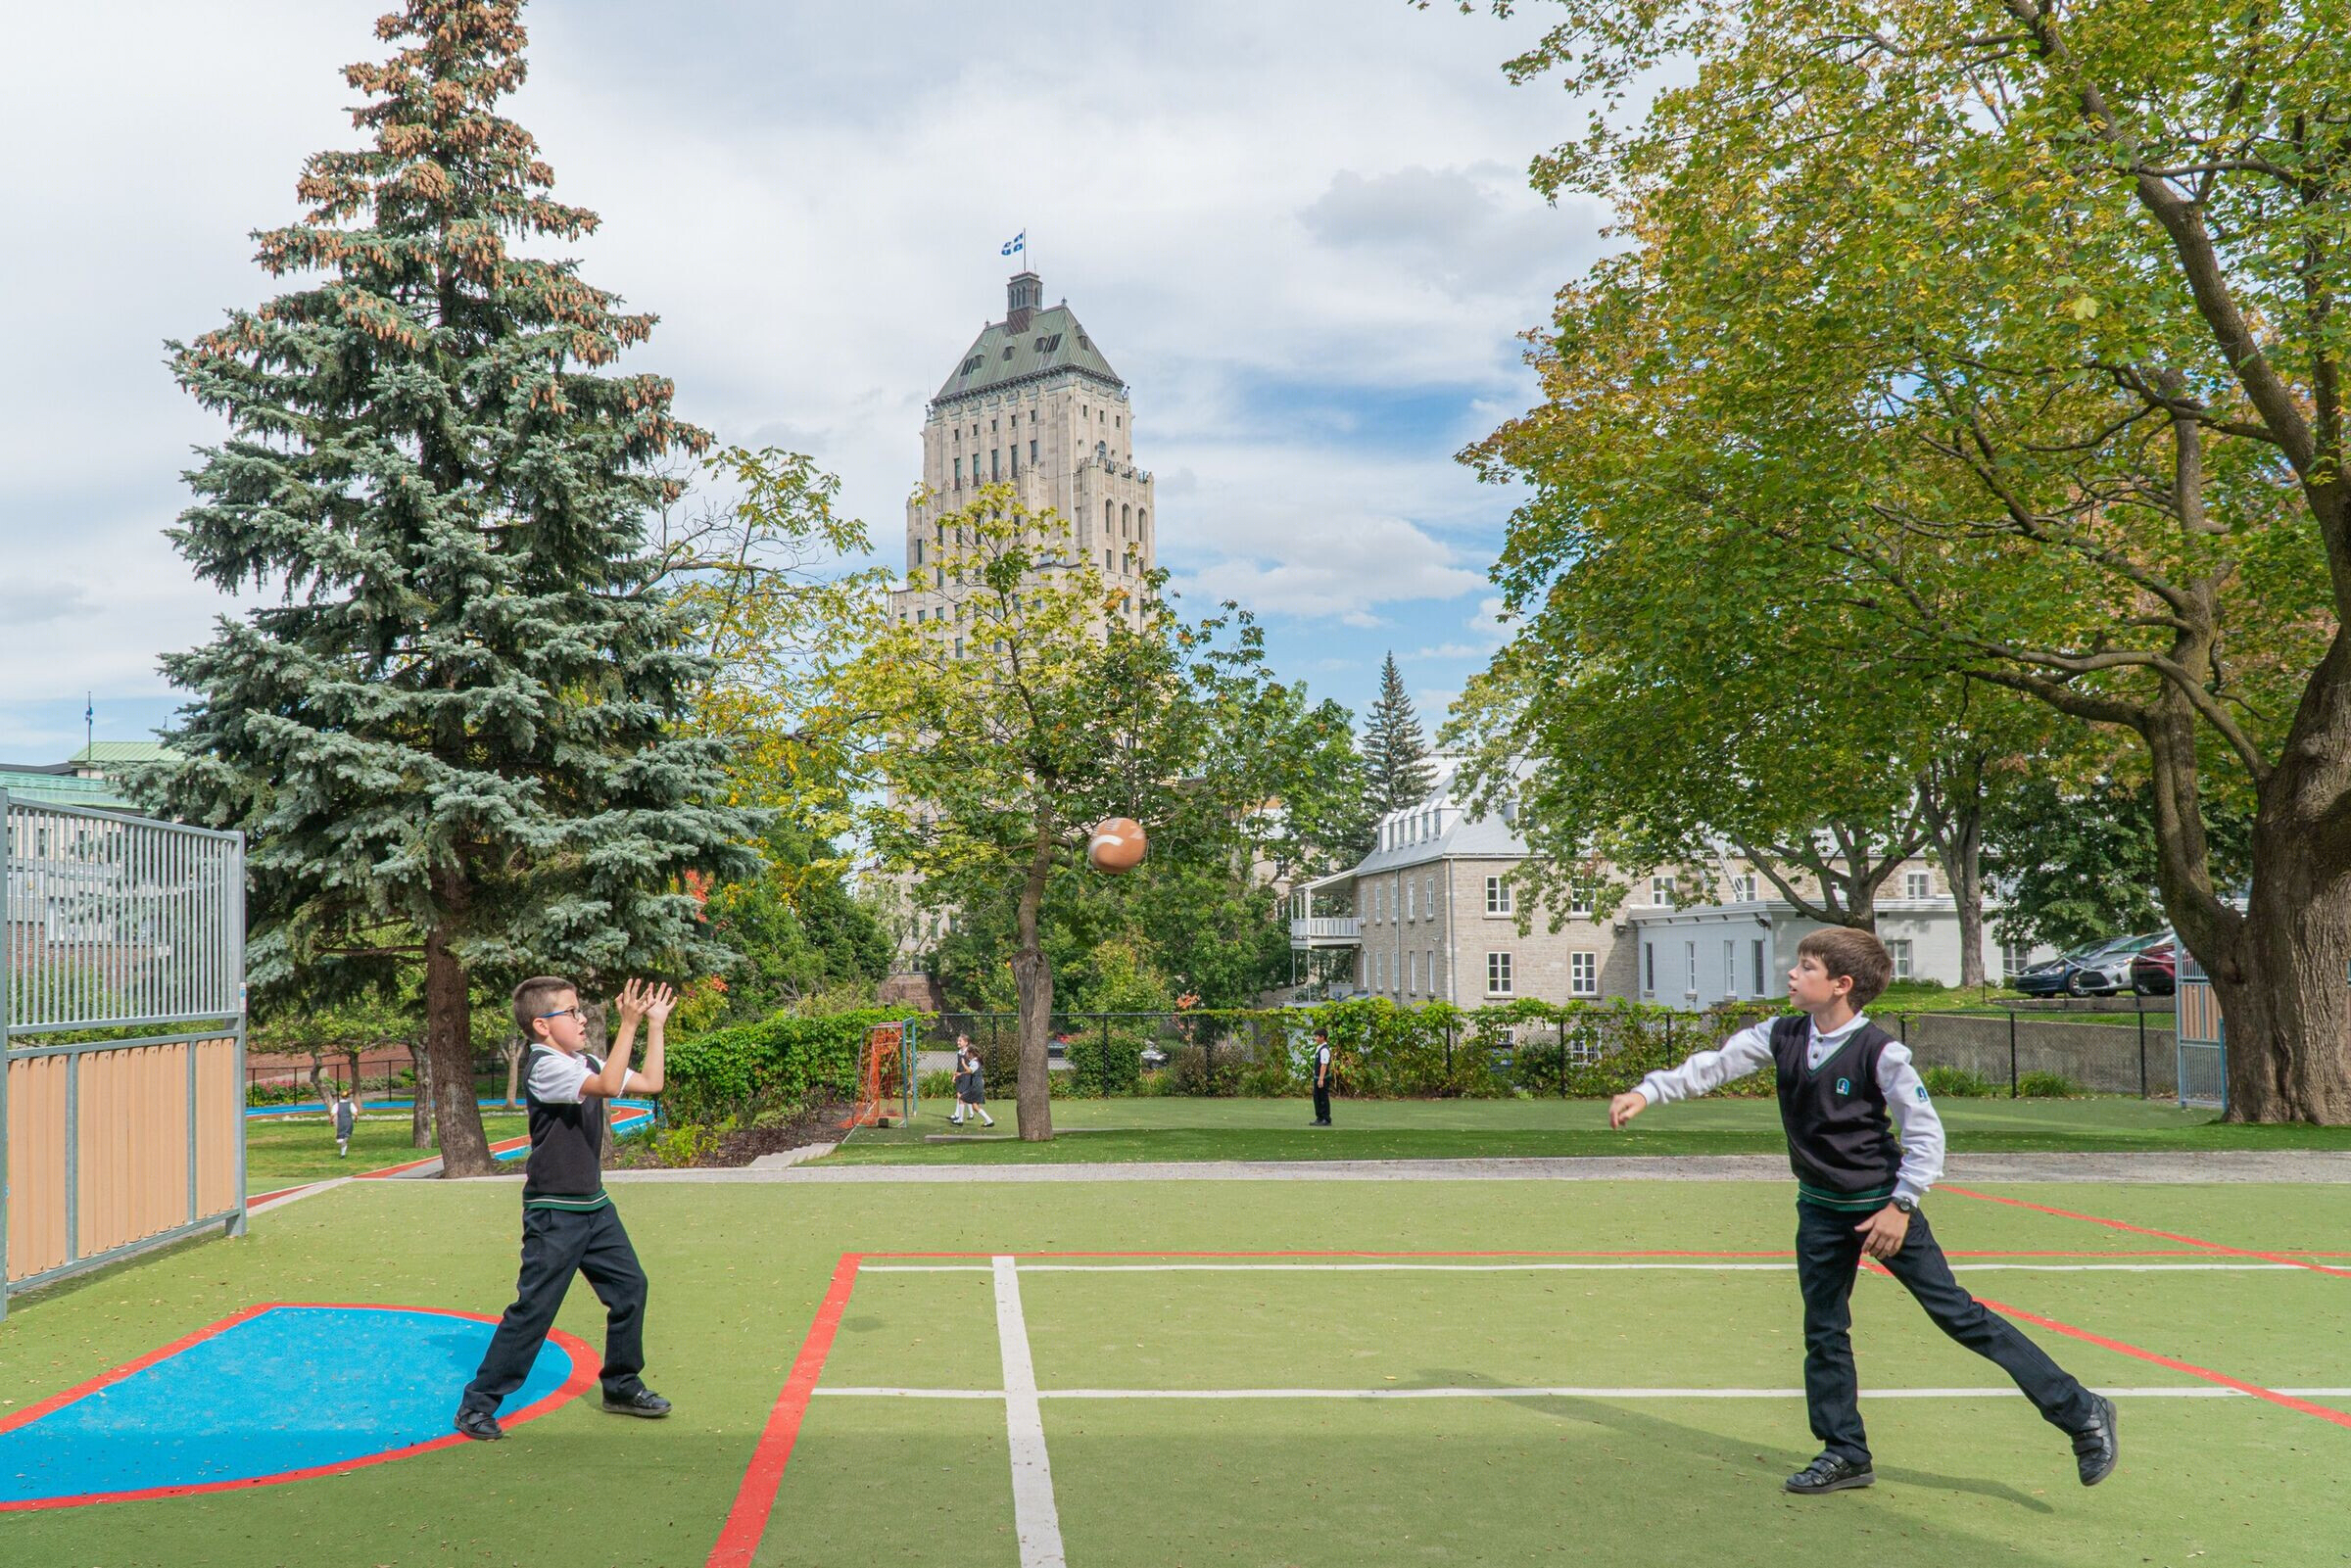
843, 1022, 915, 1129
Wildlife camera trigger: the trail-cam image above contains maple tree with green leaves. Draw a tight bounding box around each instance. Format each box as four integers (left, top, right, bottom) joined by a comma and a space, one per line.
1443, 0, 2347, 1117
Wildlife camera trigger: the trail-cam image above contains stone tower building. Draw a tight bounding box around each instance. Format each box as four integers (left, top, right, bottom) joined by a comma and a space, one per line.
892, 271, 1155, 625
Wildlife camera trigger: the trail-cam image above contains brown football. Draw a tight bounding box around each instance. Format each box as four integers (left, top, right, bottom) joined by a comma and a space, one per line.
1086, 817, 1148, 875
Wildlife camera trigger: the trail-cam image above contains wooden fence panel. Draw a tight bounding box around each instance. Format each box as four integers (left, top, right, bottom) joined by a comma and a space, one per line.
4, 1054, 68, 1282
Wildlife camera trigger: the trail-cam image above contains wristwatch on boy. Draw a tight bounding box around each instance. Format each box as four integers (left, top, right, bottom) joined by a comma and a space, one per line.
1891, 1195, 1917, 1214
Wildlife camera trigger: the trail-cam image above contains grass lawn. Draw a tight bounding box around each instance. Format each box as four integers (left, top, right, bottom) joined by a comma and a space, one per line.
243, 1113, 528, 1187
821, 1095, 2351, 1164
3, 1175, 2344, 1566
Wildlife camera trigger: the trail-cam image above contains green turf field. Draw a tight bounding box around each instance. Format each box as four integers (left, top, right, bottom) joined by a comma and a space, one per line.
243, 1113, 529, 1185
824, 1094, 2351, 1163
3, 1173, 2344, 1567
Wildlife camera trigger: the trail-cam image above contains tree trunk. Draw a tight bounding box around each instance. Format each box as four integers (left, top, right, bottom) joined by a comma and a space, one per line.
1921, 766, 1989, 991
2205, 823, 2351, 1123
1011, 806, 1057, 1142
424, 915, 496, 1175
1948, 827, 1988, 991
503, 1037, 524, 1108
410, 1040, 435, 1149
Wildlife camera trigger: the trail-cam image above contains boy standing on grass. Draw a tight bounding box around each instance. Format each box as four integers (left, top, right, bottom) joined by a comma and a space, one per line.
455, 975, 675, 1442
1610, 927, 2118, 1495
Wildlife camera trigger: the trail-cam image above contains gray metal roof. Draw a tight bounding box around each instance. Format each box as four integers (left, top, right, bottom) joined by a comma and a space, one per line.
936, 304, 1124, 404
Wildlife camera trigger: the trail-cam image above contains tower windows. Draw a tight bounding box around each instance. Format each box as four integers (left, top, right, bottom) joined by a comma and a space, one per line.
1030, 439, 1038, 463
951, 458, 961, 489
1121, 503, 1130, 537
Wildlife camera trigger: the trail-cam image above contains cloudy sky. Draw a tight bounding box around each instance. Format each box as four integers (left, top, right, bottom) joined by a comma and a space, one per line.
0, 0, 1613, 760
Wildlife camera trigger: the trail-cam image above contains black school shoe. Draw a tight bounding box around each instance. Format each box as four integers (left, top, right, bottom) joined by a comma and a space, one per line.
2073, 1393, 2119, 1486
1784, 1453, 1875, 1495
603, 1387, 673, 1418
453, 1406, 504, 1441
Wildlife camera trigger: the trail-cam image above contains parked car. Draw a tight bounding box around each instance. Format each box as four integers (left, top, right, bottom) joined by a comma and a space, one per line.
2132, 937, 2178, 996
2014, 932, 2166, 997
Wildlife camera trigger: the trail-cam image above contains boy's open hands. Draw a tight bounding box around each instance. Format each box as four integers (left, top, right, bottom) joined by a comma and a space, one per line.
614, 978, 677, 1024
1854, 1204, 1911, 1259
1608, 1091, 1647, 1129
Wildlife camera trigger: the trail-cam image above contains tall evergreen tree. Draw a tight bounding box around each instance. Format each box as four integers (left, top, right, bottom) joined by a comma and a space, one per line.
147, 0, 759, 1175
1363, 652, 1435, 816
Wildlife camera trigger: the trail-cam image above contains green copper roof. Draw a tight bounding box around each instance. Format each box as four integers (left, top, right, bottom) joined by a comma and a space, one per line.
936, 304, 1124, 404
70, 740, 169, 766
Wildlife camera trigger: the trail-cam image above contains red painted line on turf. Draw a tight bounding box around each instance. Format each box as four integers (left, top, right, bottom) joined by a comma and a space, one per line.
1964, 1292, 2351, 1432
0, 1304, 599, 1510
1941, 1186, 2351, 1279
706, 1253, 864, 1568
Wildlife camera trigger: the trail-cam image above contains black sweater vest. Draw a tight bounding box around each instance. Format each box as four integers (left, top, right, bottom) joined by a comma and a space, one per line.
522, 1047, 608, 1207
1769, 1015, 1902, 1207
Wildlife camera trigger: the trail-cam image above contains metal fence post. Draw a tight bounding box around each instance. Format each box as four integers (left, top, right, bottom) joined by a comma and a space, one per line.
1559, 1018, 1568, 1097
1101, 1015, 1113, 1098
1444, 1021, 1454, 1077
2135, 991, 2148, 1099
2008, 1008, 2019, 1097
0, 788, 11, 1321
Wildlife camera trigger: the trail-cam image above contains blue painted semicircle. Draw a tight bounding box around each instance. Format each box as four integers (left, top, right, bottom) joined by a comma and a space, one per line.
0, 1306, 582, 1507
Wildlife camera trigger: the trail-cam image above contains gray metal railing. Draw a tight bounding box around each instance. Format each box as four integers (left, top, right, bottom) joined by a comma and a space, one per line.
2, 792, 247, 1316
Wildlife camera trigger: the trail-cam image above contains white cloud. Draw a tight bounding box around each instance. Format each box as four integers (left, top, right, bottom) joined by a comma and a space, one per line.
1170, 515, 1482, 622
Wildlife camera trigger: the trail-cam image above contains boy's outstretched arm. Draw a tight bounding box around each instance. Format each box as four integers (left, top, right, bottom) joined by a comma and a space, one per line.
1608, 1022, 1775, 1131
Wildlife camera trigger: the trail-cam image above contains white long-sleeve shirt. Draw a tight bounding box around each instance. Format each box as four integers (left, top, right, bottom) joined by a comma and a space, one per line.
1632, 1013, 1945, 1207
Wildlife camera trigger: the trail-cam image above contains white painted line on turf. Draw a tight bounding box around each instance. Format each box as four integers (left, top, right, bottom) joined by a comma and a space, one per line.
993, 1255, 1068, 1568
814, 1385, 2351, 1402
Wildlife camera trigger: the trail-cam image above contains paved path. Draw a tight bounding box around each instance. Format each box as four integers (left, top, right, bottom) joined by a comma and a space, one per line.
569, 1150, 2351, 1185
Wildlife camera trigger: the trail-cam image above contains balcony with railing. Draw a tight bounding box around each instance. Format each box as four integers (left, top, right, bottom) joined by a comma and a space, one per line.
1288, 916, 1363, 949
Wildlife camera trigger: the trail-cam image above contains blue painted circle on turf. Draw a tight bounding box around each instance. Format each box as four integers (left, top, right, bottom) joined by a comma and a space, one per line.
0, 1306, 578, 1506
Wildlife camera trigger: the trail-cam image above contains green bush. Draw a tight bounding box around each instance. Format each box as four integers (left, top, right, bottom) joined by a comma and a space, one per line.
2016, 1069, 2084, 1098
1923, 1065, 1997, 1098
663, 1007, 911, 1125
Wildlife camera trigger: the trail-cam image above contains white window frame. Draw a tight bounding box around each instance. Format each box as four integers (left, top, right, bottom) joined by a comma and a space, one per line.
1723, 939, 1738, 998
1567, 886, 1593, 918
1405, 881, 1415, 923
1887, 938, 1914, 982
1486, 951, 1513, 995
2002, 941, 2032, 983
1904, 871, 1933, 900
1570, 951, 1598, 997
1486, 875, 1511, 915
1685, 940, 1698, 996
1731, 874, 1757, 902
1652, 876, 1677, 908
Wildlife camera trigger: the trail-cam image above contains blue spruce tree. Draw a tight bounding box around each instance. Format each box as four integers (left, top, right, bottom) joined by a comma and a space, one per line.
148, 0, 759, 1174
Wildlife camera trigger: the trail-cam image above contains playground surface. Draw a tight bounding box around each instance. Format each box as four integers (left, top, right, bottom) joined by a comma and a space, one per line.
1, 1169, 2343, 1566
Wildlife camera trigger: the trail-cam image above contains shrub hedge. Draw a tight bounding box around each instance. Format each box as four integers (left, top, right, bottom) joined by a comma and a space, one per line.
661, 1007, 902, 1125
662, 996, 1816, 1121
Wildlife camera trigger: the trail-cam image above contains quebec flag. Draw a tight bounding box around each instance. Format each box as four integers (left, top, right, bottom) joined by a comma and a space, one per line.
1001, 231, 1026, 257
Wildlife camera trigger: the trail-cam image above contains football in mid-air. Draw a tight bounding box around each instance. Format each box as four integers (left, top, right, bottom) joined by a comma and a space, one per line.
1086, 817, 1148, 875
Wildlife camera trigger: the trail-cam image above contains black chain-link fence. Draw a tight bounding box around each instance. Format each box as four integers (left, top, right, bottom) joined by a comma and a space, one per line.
922, 1000, 2179, 1101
